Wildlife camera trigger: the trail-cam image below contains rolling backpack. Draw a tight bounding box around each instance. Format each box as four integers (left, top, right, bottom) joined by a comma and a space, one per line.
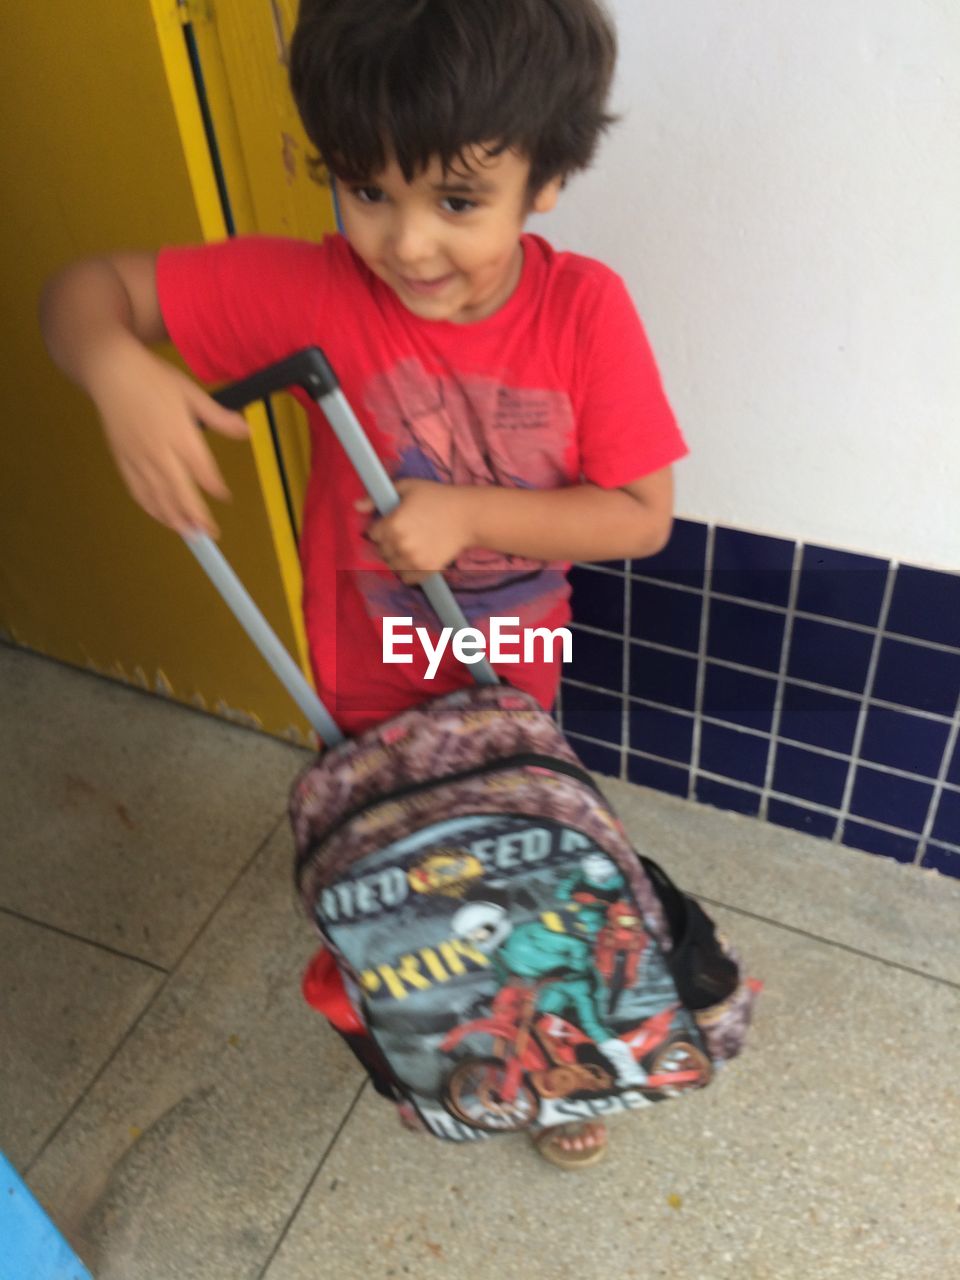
186, 349, 759, 1141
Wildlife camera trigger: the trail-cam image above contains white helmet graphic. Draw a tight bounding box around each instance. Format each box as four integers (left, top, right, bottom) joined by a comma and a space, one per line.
450, 902, 511, 953
581, 853, 619, 884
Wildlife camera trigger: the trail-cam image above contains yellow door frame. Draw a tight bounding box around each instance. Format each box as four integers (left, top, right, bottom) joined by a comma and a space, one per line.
149, 0, 330, 685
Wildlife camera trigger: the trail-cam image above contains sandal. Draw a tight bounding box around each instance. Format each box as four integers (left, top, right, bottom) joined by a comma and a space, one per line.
530, 1120, 608, 1170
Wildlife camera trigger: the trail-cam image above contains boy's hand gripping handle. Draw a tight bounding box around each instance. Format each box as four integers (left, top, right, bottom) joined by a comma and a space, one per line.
211, 346, 497, 684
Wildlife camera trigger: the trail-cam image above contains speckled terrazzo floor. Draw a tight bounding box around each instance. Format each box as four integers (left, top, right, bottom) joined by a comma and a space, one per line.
2, 643, 958, 1280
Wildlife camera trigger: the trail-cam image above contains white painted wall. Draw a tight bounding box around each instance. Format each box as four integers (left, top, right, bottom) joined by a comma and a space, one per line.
538, 0, 960, 570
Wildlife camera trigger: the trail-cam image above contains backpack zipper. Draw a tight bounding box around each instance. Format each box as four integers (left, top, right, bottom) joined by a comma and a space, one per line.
295, 751, 603, 885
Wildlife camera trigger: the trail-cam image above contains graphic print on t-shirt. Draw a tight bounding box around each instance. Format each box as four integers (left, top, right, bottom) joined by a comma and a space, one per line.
362, 358, 574, 627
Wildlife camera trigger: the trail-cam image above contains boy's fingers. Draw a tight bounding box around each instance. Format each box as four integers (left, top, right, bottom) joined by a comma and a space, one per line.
171, 468, 218, 536
157, 489, 216, 539
192, 388, 249, 440
120, 462, 168, 529
125, 474, 163, 528
143, 458, 217, 537
206, 405, 250, 440
181, 433, 231, 502
172, 488, 218, 538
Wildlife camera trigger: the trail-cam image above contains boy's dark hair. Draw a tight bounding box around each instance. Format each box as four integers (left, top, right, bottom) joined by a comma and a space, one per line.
289, 0, 617, 195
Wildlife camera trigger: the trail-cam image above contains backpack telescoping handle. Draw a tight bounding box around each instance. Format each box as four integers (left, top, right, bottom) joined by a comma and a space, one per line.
183, 346, 497, 745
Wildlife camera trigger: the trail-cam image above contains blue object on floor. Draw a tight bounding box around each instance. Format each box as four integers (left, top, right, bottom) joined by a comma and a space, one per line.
0, 1153, 92, 1280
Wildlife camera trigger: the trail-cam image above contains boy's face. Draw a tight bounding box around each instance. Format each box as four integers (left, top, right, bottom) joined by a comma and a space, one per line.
335, 146, 561, 324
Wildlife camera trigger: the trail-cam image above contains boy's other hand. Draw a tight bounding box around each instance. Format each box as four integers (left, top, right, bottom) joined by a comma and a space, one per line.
88, 340, 249, 539
356, 479, 475, 586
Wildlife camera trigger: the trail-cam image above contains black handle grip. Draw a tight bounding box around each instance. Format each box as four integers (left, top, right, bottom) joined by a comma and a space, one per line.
211, 346, 340, 411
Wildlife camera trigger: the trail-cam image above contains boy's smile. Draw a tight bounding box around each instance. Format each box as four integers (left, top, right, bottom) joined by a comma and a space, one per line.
336, 147, 561, 324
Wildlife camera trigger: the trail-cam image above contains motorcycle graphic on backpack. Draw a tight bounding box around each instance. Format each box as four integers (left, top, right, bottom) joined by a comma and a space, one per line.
437, 880, 712, 1130
440, 977, 712, 1132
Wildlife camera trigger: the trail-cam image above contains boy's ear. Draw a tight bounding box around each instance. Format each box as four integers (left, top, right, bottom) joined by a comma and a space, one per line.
531, 175, 564, 215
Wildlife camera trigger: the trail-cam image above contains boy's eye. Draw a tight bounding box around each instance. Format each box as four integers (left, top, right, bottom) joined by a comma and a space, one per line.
352, 185, 386, 204
440, 196, 478, 215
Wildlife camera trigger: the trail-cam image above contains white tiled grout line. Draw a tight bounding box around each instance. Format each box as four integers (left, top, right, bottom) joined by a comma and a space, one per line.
688, 525, 715, 802
916, 683, 960, 866
621, 568, 632, 780
758, 540, 805, 821
834, 562, 899, 848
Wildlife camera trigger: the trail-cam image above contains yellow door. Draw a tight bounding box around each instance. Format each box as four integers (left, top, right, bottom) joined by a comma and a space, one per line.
0, 1, 337, 741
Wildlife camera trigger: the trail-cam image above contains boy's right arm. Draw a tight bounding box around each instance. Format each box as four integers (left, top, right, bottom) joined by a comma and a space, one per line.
39, 253, 248, 537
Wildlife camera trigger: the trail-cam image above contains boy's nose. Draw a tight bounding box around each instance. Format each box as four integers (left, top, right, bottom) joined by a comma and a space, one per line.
389, 214, 435, 267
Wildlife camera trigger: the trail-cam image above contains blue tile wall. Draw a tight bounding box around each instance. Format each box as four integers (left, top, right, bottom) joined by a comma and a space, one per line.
558, 519, 960, 882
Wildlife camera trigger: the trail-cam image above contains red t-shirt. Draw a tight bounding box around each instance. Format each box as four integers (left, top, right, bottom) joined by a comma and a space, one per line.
157, 233, 686, 735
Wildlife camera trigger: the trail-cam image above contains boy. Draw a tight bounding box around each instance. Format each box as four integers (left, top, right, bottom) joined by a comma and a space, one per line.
40, 0, 687, 1166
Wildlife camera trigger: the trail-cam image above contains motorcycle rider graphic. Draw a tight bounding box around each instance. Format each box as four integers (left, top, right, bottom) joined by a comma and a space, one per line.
595, 900, 649, 1015
450, 861, 648, 1088
555, 852, 627, 908
557, 853, 650, 1017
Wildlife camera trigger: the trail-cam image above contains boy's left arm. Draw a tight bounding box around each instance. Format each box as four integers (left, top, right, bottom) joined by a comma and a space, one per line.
360, 470, 674, 585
